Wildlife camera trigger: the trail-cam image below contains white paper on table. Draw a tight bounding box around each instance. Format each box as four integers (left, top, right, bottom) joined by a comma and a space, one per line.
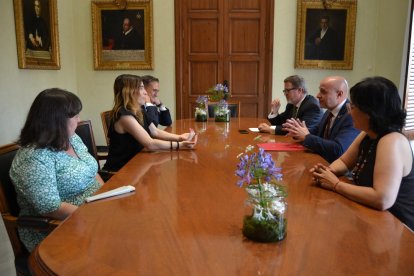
85, 185, 135, 203
248, 128, 260, 132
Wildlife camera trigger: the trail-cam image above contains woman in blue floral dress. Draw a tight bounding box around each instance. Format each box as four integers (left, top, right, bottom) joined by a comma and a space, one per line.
10, 88, 104, 252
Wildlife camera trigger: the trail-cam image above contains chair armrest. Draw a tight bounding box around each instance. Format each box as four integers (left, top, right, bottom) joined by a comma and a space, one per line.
17, 216, 60, 232
96, 145, 108, 152
99, 170, 115, 182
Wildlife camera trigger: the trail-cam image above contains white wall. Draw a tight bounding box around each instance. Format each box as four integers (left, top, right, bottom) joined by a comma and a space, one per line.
0, 0, 410, 145
0, 0, 78, 145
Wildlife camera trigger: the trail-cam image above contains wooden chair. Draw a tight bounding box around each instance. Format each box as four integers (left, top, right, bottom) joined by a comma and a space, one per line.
208, 101, 241, 118
75, 120, 114, 181
0, 143, 59, 275
100, 110, 112, 146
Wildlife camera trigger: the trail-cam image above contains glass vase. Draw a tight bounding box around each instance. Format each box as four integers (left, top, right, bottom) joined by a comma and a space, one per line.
242, 183, 287, 242
214, 103, 230, 122
195, 107, 208, 122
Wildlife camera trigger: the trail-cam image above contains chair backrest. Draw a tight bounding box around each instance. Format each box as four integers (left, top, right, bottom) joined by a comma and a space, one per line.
0, 144, 20, 217
0, 143, 60, 266
0, 143, 29, 260
208, 101, 241, 118
75, 120, 99, 163
100, 111, 112, 146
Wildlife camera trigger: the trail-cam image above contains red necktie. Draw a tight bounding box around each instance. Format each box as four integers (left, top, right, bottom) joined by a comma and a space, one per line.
323, 112, 334, 138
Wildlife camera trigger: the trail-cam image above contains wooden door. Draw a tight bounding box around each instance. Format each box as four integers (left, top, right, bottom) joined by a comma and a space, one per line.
175, 0, 274, 118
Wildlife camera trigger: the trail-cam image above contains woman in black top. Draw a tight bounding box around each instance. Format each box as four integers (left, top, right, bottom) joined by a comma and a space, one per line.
311, 77, 414, 230
103, 74, 197, 171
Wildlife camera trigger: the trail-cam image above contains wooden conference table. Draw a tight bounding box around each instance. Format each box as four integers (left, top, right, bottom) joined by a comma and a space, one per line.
30, 118, 414, 275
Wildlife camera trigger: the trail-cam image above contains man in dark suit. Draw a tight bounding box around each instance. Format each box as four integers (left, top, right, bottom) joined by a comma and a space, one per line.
26, 0, 50, 51
305, 15, 342, 60
283, 76, 360, 163
258, 75, 322, 135
114, 17, 144, 50
142, 75, 172, 127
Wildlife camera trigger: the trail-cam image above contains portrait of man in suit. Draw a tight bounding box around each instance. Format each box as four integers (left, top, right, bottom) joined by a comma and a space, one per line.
304, 10, 346, 61
101, 10, 145, 51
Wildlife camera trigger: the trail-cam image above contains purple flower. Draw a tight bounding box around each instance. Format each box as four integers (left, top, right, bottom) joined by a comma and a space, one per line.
235, 146, 283, 188
196, 95, 208, 108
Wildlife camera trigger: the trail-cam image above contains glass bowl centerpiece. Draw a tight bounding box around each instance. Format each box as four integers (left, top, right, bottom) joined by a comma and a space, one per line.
207, 81, 231, 122
207, 81, 230, 102
235, 146, 287, 242
194, 95, 208, 122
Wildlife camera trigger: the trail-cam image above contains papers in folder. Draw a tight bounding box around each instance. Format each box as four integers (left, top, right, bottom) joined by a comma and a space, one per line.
85, 185, 135, 203
258, 142, 306, 151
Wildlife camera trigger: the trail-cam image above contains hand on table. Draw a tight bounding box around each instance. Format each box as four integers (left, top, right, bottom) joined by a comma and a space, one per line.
310, 163, 339, 191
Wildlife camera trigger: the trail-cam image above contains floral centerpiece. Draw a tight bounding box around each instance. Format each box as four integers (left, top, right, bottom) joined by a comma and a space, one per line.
235, 146, 287, 242
214, 99, 230, 122
194, 95, 208, 122
207, 81, 230, 102
206, 81, 231, 122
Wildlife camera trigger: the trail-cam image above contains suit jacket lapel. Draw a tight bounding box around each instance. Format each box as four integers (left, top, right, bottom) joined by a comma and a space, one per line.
296, 95, 309, 118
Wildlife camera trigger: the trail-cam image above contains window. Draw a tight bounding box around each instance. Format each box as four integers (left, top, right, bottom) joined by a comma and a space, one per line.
404, 0, 414, 139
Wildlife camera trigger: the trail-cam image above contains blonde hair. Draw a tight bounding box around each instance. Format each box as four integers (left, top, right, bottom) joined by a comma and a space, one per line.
112, 74, 144, 125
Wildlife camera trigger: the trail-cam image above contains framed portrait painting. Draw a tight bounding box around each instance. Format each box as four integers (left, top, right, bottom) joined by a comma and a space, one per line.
13, 0, 60, 69
295, 0, 357, 70
92, 0, 153, 70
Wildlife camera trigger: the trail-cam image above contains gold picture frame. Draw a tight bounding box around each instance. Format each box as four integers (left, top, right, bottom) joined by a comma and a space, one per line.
295, 0, 357, 70
13, 0, 60, 70
92, 0, 153, 70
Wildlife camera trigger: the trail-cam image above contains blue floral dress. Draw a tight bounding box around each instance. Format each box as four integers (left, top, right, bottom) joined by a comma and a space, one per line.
9, 134, 102, 252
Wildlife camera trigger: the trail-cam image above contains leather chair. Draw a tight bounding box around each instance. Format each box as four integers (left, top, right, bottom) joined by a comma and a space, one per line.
100, 110, 112, 146
75, 120, 114, 181
76, 120, 108, 162
0, 143, 59, 275
208, 101, 241, 118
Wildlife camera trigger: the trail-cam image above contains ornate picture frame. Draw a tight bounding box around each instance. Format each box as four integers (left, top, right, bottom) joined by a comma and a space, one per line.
295, 0, 357, 70
92, 0, 153, 70
13, 0, 60, 70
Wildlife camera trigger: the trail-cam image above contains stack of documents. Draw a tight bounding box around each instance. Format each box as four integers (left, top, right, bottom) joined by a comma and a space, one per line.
85, 185, 135, 202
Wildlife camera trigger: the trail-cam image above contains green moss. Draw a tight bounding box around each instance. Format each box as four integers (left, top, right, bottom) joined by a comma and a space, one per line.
215, 114, 229, 122
195, 114, 207, 122
242, 215, 286, 243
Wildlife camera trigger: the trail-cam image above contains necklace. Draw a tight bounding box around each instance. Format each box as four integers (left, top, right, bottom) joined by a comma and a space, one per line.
352, 138, 377, 184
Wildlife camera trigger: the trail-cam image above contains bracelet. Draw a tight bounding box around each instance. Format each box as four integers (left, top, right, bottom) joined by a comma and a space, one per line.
156, 103, 163, 108
176, 141, 180, 151
333, 180, 340, 192
170, 141, 173, 151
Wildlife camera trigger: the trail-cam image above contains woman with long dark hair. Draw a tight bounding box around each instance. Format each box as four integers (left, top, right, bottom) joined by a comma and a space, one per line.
10, 88, 104, 251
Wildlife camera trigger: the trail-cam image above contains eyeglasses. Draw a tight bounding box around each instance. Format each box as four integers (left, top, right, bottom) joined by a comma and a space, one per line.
282, 87, 298, 94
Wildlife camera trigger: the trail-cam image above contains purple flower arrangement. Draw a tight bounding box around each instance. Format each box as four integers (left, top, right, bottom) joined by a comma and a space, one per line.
207, 82, 230, 102
195, 95, 209, 122
235, 146, 287, 242
236, 147, 282, 188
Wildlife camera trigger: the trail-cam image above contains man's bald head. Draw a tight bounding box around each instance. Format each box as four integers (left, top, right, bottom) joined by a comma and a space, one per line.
317, 76, 349, 110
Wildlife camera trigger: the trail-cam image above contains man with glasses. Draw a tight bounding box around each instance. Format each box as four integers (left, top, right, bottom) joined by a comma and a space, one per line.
142, 75, 172, 127
258, 75, 322, 135
282, 76, 359, 162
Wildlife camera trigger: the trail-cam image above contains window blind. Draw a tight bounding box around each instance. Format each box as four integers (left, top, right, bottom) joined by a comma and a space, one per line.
404, 4, 414, 135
